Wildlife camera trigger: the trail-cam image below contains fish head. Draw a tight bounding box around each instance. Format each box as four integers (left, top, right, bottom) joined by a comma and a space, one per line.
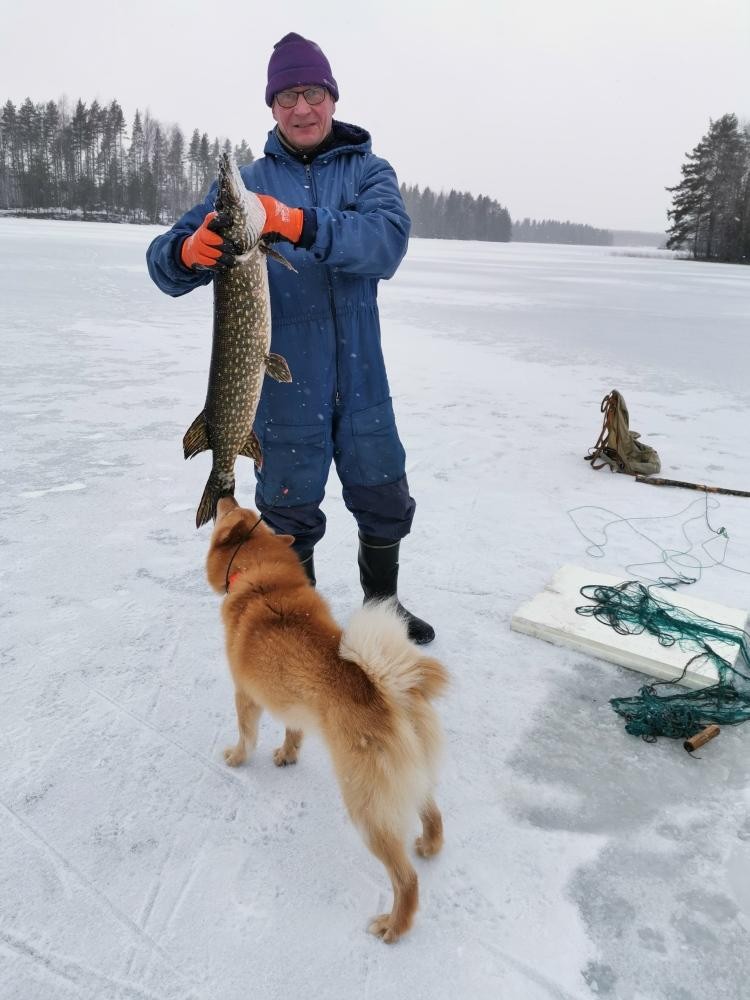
215, 152, 265, 252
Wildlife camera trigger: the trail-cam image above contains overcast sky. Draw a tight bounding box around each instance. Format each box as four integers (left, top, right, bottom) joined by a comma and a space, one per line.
3, 0, 749, 232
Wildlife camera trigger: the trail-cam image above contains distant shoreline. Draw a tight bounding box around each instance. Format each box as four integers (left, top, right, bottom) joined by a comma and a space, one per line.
0, 210, 669, 249
0, 209, 155, 226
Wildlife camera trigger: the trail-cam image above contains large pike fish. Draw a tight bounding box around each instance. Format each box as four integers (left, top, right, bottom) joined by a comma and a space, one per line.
183, 153, 293, 528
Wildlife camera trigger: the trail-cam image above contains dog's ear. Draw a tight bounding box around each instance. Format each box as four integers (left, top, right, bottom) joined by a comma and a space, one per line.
276, 534, 295, 547
213, 513, 249, 549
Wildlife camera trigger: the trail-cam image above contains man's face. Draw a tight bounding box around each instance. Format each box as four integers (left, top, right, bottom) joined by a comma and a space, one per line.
272, 86, 335, 151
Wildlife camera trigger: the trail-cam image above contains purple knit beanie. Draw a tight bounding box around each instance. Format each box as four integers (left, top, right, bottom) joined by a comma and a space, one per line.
265, 32, 339, 107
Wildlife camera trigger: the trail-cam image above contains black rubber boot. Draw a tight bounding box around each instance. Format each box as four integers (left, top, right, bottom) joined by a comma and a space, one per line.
295, 548, 316, 587
357, 535, 435, 645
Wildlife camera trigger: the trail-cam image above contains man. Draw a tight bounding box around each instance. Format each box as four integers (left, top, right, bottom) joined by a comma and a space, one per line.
146, 32, 434, 644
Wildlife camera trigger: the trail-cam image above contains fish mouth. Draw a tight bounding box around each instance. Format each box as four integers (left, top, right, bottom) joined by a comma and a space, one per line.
215, 153, 265, 244
217, 153, 245, 209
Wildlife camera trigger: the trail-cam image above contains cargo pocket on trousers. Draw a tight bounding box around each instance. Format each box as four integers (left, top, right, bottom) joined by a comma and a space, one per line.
257, 423, 330, 507
350, 398, 406, 485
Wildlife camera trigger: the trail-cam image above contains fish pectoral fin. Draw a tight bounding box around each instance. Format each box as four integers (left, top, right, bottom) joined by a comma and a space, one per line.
183, 411, 210, 460
260, 242, 298, 272
265, 353, 293, 383
239, 429, 263, 466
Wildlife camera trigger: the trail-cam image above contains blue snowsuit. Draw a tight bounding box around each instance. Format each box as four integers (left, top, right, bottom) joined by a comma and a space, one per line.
146, 122, 416, 550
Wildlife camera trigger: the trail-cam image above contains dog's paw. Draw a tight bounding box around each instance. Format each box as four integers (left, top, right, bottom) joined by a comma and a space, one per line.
367, 913, 400, 944
273, 746, 298, 767
223, 746, 247, 767
415, 835, 441, 858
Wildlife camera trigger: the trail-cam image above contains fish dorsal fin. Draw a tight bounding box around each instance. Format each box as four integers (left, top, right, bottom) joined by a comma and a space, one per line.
265, 353, 293, 383
183, 411, 210, 459
239, 428, 263, 466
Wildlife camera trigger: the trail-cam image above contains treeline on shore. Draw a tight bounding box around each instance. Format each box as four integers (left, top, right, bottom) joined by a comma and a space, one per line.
512, 218, 611, 245
1, 94, 609, 245
397, 184, 611, 244
399, 183, 512, 241
0, 96, 253, 224
666, 113, 750, 263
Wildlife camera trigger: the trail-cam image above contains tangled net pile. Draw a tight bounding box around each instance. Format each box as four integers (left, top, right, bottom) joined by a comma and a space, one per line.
576, 581, 750, 741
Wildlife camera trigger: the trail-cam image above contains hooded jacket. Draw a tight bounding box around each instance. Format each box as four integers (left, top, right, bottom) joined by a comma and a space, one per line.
146, 124, 413, 515
147, 120, 409, 407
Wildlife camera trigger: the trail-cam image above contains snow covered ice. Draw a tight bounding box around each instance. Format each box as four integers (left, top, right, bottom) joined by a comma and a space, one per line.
1, 216, 749, 999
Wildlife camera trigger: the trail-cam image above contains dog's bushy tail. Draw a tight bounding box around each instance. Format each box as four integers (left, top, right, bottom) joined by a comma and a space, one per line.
337, 599, 446, 842
339, 599, 448, 706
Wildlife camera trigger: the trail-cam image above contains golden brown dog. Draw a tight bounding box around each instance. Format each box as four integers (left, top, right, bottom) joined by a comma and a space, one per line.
207, 495, 448, 943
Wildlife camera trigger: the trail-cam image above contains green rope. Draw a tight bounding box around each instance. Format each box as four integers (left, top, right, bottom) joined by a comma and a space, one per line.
576, 581, 750, 741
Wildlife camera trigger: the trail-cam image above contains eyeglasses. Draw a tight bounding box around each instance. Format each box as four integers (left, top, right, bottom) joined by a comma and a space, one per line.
275, 86, 327, 109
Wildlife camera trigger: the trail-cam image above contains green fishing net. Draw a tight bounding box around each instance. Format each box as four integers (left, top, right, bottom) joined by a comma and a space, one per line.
576, 581, 750, 741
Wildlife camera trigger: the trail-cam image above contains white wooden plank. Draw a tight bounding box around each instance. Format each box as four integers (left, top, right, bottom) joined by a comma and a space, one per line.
510, 565, 749, 689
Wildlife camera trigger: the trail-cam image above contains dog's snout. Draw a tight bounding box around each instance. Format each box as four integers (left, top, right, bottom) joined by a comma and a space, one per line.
216, 495, 239, 518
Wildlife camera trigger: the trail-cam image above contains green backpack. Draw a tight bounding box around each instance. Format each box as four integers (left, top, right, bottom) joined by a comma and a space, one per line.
585, 390, 661, 476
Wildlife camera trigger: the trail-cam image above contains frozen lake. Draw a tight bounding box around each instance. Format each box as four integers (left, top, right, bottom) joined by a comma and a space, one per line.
1, 217, 749, 1000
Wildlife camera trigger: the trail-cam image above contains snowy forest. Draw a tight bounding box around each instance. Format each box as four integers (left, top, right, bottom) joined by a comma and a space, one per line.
0, 97, 254, 224
399, 182, 512, 242
398, 184, 613, 245
1, 95, 612, 244
666, 113, 750, 263
511, 218, 612, 245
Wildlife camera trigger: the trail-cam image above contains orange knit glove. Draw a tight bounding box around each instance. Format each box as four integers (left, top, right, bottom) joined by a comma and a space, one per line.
180, 211, 236, 270
257, 195, 304, 244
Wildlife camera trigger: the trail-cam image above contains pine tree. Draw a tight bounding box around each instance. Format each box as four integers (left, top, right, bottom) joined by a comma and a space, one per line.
187, 128, 201, 198
739, 124, 750, 263
234, 139, 254, 168
667, 114, 747, 262
70, 99, 88, 187
108, 100, 127, 212
421, 187, 436, 237
199, 132, 211, 194
149, 124, 165, 223
166, 125, 185, 219
17, 98, 38, 172
127, 110, 145, 216
0, 101, 19, 206
706, 115, 746, 261
42, 101, 61, 206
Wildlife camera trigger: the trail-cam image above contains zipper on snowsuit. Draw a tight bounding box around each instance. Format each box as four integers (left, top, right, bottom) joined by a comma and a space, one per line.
306, 162, 341, 408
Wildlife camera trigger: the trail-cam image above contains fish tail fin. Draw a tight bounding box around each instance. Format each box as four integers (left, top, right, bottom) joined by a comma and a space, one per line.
183, 411, 210, 460
196, 469, 234, 529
